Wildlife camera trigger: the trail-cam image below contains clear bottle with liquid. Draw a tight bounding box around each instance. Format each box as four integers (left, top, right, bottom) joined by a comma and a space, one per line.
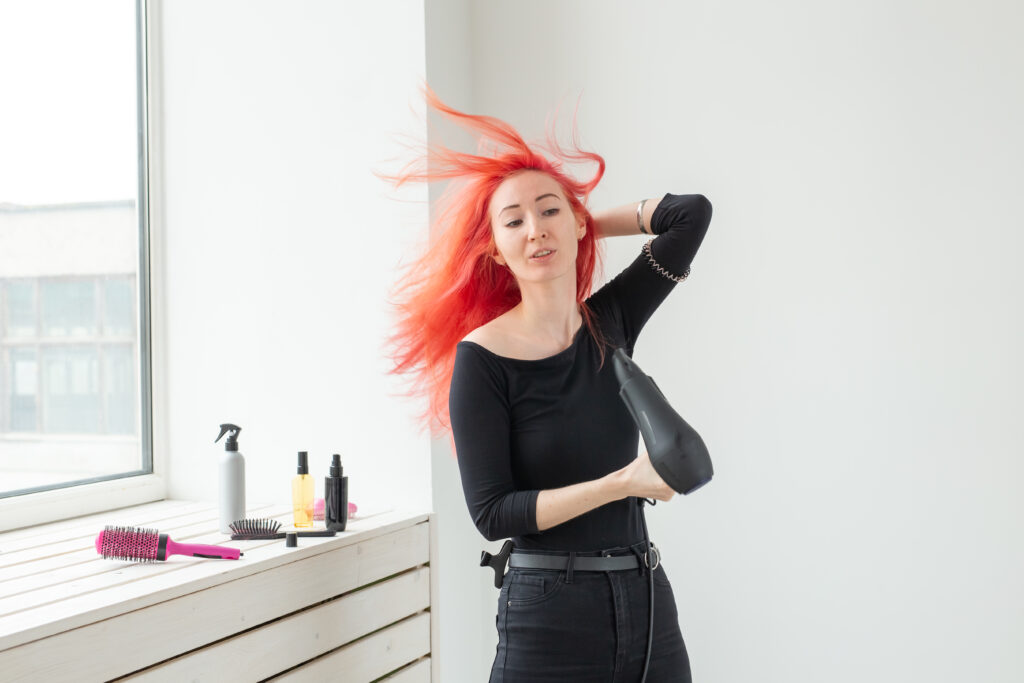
291, 451, 314, 527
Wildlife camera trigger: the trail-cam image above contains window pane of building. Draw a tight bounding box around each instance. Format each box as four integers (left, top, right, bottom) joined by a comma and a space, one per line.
103, 277, 135, 337
104, 344, 136, 435
43, 346, 101, 434
9, 348, 38, 432
0, 1, 148, 497
5, 281, 37, 338
41, 280, 98, 338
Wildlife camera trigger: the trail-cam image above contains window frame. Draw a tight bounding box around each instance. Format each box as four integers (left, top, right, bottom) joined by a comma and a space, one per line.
0, 0, 165, 531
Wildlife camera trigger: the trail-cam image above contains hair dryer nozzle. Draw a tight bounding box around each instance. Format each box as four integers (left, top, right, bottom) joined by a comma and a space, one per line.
612, 347, 643, 385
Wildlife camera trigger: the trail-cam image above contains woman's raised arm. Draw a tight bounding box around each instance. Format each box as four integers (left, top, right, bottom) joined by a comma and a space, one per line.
590, 196, 665, 239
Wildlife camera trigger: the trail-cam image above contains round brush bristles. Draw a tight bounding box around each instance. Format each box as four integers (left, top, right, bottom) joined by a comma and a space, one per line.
97, 525, 160, 562
228, 518, 282, 536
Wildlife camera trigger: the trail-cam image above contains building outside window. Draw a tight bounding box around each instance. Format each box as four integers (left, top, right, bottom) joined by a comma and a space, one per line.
0, 0, 152, 500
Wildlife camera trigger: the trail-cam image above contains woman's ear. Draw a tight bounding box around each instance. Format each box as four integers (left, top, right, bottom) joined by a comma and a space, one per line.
487, 233, 506, 266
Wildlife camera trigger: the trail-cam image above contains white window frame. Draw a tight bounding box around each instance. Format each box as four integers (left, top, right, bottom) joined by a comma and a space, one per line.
0, 0, 166, 532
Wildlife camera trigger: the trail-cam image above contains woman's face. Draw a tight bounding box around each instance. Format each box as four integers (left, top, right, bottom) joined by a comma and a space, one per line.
487, 170, 585, 284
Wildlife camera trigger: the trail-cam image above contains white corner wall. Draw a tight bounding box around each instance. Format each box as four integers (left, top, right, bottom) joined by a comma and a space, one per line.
428, 1, 1024, 681
420, 2, 486, 682
157, 1, 431, 514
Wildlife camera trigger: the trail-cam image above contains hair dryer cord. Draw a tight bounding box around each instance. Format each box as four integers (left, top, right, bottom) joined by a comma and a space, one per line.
637, 496, 655, 683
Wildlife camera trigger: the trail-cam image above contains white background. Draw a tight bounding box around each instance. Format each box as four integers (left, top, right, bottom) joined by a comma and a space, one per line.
153, 0, 1023, 681
158, 1, 431, 515
427, 0, 1024, 681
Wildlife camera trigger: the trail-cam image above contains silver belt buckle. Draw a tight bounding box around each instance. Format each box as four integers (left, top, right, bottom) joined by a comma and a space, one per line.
643, 544, 660, 570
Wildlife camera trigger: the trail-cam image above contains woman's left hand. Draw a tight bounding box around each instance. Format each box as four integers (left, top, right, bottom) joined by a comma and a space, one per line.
612, 449, 676, 502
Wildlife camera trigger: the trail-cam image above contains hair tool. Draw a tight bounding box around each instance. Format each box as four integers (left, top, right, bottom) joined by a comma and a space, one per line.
613, 346, 713, 683
229, 518, 336, 540
96, 526, 242, 561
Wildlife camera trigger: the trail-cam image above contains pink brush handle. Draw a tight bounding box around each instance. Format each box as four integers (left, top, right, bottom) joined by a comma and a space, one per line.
165, 537, 241, 560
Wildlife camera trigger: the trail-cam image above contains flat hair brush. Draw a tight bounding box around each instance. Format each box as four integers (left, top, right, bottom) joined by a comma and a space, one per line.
96, 525, 242, 561
229, 518, 337, 540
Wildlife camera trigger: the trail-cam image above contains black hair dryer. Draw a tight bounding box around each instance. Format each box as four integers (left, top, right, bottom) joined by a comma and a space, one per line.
613, 347, 713, 495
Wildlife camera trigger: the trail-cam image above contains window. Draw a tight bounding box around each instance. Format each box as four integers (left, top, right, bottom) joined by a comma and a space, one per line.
0, 0, 153, 505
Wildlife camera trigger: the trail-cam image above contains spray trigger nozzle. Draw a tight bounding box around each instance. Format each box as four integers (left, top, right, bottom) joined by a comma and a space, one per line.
215, 423, 242, 451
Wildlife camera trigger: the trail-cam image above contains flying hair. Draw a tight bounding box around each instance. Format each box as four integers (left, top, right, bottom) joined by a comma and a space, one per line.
381, 85, 608, 457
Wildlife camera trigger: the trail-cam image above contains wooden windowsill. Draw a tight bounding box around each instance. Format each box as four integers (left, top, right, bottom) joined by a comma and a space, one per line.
0, 499, 429, 654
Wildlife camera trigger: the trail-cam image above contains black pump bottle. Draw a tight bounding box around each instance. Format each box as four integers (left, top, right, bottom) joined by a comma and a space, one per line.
325, 454, 349, 532
612, 347, 713, 494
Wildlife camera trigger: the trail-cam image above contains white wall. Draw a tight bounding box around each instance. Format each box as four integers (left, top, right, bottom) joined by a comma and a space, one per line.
421, 2, 489, 682
431, 1, 1024, 681
153, 1, 1024, 680
157, 1, 431, 515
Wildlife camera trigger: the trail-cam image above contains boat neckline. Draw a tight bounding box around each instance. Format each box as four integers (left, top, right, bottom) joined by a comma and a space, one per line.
457, 320, 586, 364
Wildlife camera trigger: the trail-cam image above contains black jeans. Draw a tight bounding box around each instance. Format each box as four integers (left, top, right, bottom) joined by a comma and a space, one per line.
489, 543, 692, 682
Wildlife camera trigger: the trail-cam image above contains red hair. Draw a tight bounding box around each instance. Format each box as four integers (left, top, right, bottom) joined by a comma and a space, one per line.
382, 87, 607, 456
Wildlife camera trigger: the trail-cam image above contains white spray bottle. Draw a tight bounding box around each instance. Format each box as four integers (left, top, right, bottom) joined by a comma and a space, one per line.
214, 423, 246, 534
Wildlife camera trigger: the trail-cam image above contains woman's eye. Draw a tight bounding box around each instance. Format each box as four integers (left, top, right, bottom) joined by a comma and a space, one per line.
504, 208, 556, 227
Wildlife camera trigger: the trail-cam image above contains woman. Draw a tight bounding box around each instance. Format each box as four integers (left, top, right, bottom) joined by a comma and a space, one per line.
386, 89, 712, 682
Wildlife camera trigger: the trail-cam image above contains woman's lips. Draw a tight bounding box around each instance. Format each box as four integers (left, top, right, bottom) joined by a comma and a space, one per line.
531, 250, 556, 262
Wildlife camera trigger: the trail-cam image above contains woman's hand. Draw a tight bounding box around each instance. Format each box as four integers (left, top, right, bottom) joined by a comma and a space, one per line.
612, 449, 676, 502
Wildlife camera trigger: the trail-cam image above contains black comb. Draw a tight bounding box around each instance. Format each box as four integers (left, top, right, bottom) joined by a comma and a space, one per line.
229, 518, 336, 540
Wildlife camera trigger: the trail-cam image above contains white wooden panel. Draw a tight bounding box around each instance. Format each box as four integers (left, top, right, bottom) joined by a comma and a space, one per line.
0, 500, 198, 546
0, 503, 286, 584
0, 506, 283, 612
0, 509, 427, 651
0, 521, 429, 681
269, 612, 431, 683
428, 512, 439, 683
0, 500, 215, 554
124, 567, 430, 681
0, 509, 294, 600
0, 503, 281, 567
380, 657, 431, 683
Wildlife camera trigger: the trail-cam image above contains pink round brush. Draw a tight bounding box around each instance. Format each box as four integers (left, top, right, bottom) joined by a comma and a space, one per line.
96, 525, 242, 561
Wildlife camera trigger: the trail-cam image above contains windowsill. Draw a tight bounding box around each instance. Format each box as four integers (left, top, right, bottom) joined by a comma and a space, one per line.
0, 499, 425, 653
0, 474, 165, 533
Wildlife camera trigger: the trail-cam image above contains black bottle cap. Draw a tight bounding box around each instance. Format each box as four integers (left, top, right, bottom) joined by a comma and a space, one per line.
215, 423, 242, 452
297, 451, 308, 475
285, 532, 297, 547
329, 453, 343, 477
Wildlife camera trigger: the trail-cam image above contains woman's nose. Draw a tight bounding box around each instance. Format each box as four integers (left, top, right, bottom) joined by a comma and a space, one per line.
527, 217, 547, 239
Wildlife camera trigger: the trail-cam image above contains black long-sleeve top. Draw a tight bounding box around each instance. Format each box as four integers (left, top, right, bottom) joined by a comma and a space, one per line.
449, 193, 712, 551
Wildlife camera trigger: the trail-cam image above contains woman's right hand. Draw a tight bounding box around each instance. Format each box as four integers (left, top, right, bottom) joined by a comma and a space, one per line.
614, 449, 676, 502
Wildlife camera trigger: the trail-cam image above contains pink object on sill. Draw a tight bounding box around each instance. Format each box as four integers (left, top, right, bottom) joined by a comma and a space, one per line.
313, 498, 357, 520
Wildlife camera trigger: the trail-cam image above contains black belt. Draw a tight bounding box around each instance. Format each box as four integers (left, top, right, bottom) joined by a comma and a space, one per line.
481, 540, 660, 587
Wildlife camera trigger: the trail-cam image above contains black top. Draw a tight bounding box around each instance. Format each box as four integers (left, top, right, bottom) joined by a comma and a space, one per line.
449, 193, 713, 551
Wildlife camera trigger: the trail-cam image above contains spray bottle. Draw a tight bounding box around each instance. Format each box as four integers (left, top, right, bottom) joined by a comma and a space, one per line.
292, 451, 314, 528
324, 453, 349, 532
214, 423, 246, 533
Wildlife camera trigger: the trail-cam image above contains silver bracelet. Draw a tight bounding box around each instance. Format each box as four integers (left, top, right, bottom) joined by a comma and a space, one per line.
642, 238, 690, 283
636, 199, 649, 235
